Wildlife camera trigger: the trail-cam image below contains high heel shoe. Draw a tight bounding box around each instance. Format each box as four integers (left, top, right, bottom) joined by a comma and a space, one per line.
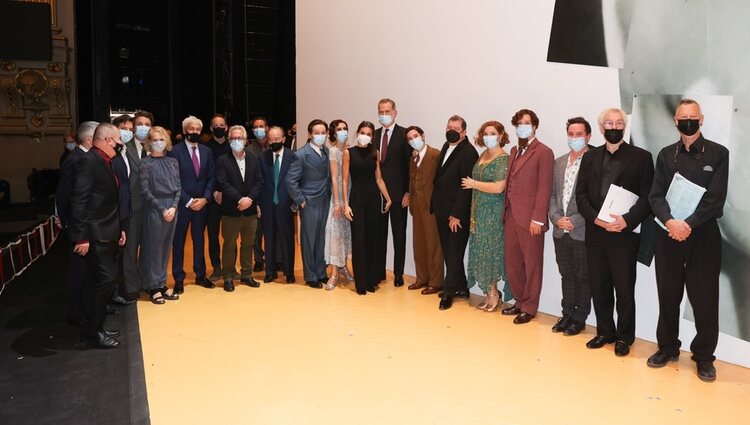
482, 292, 500, 312
339, 267, 354, 282
324, 275, 337, 290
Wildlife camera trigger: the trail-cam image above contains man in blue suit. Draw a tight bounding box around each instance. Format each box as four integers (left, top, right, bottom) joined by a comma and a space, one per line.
169, 115, 216, 294
286, 119, 331, 287
259, 126, 298, 284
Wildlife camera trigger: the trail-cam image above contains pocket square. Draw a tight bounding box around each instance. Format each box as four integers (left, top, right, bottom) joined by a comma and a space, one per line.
703, 165, 714, 172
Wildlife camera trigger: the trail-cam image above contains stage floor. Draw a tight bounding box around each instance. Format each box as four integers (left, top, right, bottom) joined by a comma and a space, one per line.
138, 240, 750, 425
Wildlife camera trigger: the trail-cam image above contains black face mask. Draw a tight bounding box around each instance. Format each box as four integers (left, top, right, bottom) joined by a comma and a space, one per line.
113, 143, 123, 154
186, 133, 201, 144
603, 129, 623, 144
445, 129, 461, 143
212, 127, 226, 138
270, 142, 283, 152
677, 119, 700, 136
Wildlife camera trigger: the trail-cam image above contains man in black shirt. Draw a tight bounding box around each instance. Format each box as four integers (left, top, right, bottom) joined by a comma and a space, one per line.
206, 114, 232, 281
647, 99, 729, 382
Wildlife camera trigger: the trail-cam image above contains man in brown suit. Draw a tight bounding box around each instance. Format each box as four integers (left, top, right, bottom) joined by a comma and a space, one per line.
404, 126, 444, 295
501, 109, 555, 324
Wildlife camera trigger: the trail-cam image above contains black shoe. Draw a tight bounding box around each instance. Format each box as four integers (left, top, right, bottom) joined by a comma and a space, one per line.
552, 316, 571, 333
241, 277, 260, 288
454, 289, 470, 299
586, 335, 615, 349
264, 275, 277, 283
513, 312, 535, 325
439, 295, 454, 310
318, 277, 329, 285
285, 276, 296, 284
110, 293, 136, 306
394, 275, 404, 287
366, 286, 377, 293
614, 340, 631, 357
306, 281, 323, 288
563, 321, 585, 336
106, 305, 119, 315
224, 280, 235, 292
196, 276, 215, 289
102, 329, 120, 338
697, 361, 716, 382
647, 351, 679, 368
501, 306, 521, 316
84, 332, 120, 349
253, 262, 264, 272
356, 289, 367, 295
173, 281, 184, 294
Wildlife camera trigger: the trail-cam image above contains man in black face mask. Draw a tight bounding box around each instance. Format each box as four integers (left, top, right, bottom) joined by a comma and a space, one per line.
646, 99, 729, 382
575, 107, 653, 357
206, 114, 231, 281
430, 115, 478, 310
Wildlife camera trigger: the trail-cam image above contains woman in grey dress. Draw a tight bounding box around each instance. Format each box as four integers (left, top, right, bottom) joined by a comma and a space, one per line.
138, 126, 181, 304
323, 119, 353, 290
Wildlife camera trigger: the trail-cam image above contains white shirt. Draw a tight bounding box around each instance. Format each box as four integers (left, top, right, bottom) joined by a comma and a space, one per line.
442, 143, 458, 166
134, 139, 145, 158
517, 136, 537, 157
235, 152, 246, 180
78, 145, 90, 153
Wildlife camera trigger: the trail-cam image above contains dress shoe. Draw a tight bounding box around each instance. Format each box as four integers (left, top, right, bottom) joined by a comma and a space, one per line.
173, 281, 184, 294
394, 275, 404, 287
614, 340, 631, 357
224, 280, 235, 292
253, 262, 264, 272
196, 276, 216, 289
586, 335, 615, 349
306, 281, 323, 288
454, 289, 470, 299
286, 276, 296, 284
356, 289, 367, 295
513, 312, 534, 324
439, 295, 454, 310
110, 293, 136, 306
563, 321, 585, 336
84, 332, 120, 349
551, 316, 571, 333
264, 275, 277, 283
366, 286, 377, 293
102, 329, 120, 338
501, 306, 521, 316
647, 351, 679, 368
106, 305, 119, 315
696, 361, 716, 382
408, 281, 428, 290
421, 286, 441, 295
241, 277, 260, 288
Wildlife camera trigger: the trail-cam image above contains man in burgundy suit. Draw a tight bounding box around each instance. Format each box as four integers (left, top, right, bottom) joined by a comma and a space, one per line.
501, 109, 554, 324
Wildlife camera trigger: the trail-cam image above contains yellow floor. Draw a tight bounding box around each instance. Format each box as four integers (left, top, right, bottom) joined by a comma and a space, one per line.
138, 242, 749, 425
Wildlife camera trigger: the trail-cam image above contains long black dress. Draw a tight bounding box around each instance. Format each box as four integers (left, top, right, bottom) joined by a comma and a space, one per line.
348, 146, 382, 293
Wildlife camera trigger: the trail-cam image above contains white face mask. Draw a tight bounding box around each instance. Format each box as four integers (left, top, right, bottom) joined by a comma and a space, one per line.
230, 139, 245, 153
150, 140, 166, 153
356, 134, 372, 146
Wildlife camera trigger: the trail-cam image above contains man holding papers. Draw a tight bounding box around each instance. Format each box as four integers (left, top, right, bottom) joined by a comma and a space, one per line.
576, 107, 654, 357
647, 99, 729, 382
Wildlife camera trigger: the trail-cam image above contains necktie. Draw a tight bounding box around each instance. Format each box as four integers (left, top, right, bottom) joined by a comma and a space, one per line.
140, 143, 147, 159
381, 128, 389, 163
191, 146, 200, 177
273, 153, 280, 205
516, 146, 525, 160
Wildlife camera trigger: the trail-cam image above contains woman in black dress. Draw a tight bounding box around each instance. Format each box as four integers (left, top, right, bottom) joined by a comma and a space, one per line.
343, 121, 392, 295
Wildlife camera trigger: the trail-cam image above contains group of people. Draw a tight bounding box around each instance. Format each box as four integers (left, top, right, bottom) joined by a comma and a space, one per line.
55, 98, 728, 383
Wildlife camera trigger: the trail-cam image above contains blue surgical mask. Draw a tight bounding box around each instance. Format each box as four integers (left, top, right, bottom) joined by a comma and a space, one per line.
65, 142, 76, 151
409, 136, 424, 151
378, 114, 393, 127
483, 135, 499, 149
253, 128, 266, 139
230, 139, 245, 153
150, 140, 166, 153
336, 130, 348, 143
312, 134, 327, 146
120, 129, 134, 143
135, 125, 150, 140
567, 137, 587, 152
516, 124, 533, 139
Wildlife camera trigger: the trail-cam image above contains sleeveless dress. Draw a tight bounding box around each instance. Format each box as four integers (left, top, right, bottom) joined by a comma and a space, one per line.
324, 146, 352, 267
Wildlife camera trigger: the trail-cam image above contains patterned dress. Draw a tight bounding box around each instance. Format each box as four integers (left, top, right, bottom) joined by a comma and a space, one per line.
324, 146, 352, 267
467, 154, 512, 299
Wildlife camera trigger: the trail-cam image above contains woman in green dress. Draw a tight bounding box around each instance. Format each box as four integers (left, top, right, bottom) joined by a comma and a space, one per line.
462, 121, 510, 312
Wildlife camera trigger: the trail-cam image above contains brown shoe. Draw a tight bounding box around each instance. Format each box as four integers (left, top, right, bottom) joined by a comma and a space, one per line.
421, 286, 441, 295
408, 281, 428, 290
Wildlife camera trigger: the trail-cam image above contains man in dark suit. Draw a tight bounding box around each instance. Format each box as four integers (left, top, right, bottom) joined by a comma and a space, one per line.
249, 116, 271, 271
110, 117, 136, 306
206, 113, 232, 281
69, 123, 127, 348
55, 120, 98, 326
373, 98, 412, 286
259, 126, 297, 283
215, 125, 263, 291
169, 115, 216, 294
576, 107, 654, 357
431, 115, 478, 310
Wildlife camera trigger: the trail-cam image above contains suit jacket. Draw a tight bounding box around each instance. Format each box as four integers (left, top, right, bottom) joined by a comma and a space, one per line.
374, 124, 412, 199
430, 138, 479, 222
576, 142, 654, 233
112, 153, 132, 232
259, 147, 297, 211
55, 147, 87, 228
504, 138, 554, 231
548, 151, 587, 241
285, 142, 331, 207
125, 140, 145, 210
168, 142, 216, 207
409, 145, 440, 214
69, 149, 121, 243
215, 149, 263, 217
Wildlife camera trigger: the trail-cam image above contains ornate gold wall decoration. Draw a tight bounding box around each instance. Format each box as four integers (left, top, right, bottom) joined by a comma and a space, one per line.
1, 61, 16, 72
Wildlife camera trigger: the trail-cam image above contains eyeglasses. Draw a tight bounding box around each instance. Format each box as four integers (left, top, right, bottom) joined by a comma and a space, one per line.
602, 121, 626, 130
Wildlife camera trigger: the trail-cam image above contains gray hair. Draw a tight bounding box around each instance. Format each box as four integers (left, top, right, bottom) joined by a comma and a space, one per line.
267, 126, 285, 138
227, 125, 247, 139
597, 108, 628, 127
182, 115, 203, 131
77, 121, 99, 144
